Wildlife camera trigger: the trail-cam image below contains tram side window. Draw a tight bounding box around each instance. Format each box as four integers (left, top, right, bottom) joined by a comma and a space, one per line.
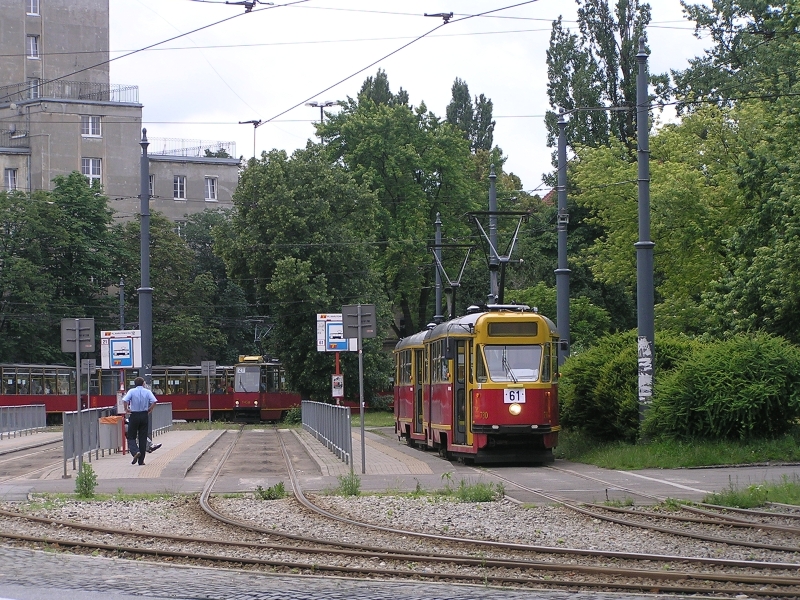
430, 340, 449, 383
457, 341, 465, 384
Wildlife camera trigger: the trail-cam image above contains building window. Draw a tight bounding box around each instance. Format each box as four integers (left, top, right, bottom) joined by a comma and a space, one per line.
27, 35, 39, 59
173, 175, 186, 199
27, 0, 40, 15
81, 115, 101, 137
4, 169, 18, 191
81, 158, 101, 186
149, 174, 155, 197
204, 177, 218, 201
27, 78, 40, 99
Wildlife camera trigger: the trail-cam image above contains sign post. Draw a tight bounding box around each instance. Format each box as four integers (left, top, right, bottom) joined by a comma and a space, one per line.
61, 318, 95, 475
317, 313, 356, 404
342, 304, 376, 474
201, 361, 216, 423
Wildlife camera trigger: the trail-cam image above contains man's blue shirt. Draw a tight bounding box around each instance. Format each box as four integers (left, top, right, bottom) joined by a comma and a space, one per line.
123, 386, 157, 412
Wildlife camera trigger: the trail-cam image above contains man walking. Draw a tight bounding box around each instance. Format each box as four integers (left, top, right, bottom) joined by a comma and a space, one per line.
123, 377, 157, 466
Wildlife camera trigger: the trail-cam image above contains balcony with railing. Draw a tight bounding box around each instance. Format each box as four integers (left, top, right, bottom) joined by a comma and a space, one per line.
0, 80, 139, 104
148, 137, 237, 159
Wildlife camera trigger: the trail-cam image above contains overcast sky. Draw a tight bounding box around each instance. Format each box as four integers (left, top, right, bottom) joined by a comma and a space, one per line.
109, 0, 711, 194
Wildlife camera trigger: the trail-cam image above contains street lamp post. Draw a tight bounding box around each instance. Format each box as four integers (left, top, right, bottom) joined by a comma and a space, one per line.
305, 100, 336, 139
239, 119, 262, 162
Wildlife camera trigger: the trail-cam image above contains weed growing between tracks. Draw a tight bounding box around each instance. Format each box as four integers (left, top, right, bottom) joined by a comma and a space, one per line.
255, 482, 287, 500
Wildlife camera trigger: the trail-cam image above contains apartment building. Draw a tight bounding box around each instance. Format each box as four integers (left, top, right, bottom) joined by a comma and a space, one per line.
0, 0, 238, 222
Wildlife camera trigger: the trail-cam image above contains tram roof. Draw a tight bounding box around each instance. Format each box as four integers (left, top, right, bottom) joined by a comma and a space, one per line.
394, 306, 558, 351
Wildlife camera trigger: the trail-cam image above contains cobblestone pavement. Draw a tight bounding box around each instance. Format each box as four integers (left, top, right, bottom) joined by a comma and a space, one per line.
0, 547, 685, 600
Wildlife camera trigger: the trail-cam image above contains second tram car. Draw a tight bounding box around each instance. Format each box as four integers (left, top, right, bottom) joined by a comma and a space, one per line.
0, 356, 299, 423
394, 305, 560, 463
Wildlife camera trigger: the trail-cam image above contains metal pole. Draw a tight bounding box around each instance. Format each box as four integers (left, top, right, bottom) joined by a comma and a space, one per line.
358, 304, 365, 474
488, 165, 498, 302
207, 373, 211, 423
555, 110, 571, 366
139, 129, 153, 387
119, 278, 124, 329
635, 38, 655, 422
119, 277, 126, 404
74, 318, 82, 473
434, 213, 443, 323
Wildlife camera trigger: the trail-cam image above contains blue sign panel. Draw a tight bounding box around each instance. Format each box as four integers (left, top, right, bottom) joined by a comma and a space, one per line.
110, 338, 133, 368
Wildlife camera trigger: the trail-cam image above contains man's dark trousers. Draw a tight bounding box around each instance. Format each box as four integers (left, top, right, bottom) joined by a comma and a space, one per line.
128, 411, 149, 465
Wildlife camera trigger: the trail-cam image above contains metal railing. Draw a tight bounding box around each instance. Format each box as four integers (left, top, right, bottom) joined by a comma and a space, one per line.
62, 402, 173, 476
0, 405, 46, 439
0, 80, 139, 104
148, 137, 236, 158
301, 400, 352, 466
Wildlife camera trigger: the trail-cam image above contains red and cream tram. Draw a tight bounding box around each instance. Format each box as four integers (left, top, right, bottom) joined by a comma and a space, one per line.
394, 305, 560, 463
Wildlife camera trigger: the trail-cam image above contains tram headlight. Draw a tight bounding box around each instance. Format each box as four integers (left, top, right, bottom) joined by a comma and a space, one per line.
235, 400, 239, 407
508, 403, 522, 416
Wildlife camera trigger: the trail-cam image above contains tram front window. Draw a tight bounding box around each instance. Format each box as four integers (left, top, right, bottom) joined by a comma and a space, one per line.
482, 345, 541, 382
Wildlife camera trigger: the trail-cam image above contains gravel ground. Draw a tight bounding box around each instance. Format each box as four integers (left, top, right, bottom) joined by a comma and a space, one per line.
2, 494, 799, 567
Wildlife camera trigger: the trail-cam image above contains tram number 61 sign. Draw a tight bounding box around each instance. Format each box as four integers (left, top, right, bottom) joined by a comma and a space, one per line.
504, 389, 526, 404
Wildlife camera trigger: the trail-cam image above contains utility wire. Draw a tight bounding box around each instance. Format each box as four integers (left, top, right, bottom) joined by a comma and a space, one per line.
0, 0, 310, 103
261, 0, 541, 126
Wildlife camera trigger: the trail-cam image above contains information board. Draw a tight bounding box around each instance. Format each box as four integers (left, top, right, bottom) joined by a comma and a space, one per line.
100, 330, 142, 369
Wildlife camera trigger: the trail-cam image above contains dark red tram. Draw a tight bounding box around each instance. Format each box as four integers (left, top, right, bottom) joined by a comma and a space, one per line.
0, 356, 300, 424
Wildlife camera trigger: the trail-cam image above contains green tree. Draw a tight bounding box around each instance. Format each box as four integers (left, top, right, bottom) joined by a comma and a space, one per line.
674, 0, 800, 111
545, 0, 668, 151
569, 106, 745, 335
446, 78, 495, 152
320, 71, 482, 336
0, 173, 115, 362
218, 145, 389, 399
702, 98, 800, 343
111, 212, 226, 364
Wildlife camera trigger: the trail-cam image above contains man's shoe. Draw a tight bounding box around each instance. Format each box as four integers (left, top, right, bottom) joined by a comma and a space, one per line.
138, 462, 145, 466
148, 443, 162, 453
131, 452, 140, 465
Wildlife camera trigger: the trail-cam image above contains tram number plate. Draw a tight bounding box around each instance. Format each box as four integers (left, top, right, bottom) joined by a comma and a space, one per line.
504, 389, 526, 404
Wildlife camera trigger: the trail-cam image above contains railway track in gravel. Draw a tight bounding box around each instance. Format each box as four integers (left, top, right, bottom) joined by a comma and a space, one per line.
0, 427, 798, 597
477, 465, 800, 554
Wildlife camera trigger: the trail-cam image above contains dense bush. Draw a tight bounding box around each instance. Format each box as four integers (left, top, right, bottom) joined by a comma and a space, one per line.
559, 330, 698, 442
644, 333, 800, 441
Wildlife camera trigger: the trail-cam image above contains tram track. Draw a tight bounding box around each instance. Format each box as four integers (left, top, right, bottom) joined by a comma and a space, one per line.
0, 427, 797, 597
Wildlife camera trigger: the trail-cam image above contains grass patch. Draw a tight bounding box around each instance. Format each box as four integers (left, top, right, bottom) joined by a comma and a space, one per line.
703, 475, 800, 508
26, 491, 188, 506
555, 427, 800, 469
350, 411, 395, 428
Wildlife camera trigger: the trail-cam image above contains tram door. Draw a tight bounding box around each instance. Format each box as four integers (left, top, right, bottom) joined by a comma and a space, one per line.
454, 340, 467, 445
414, 349, 424, 434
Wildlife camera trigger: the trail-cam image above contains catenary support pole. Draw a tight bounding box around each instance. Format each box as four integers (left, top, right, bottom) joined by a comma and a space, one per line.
635, 38, 655, 422
434, 213, 443, 324
488, 165, 498, 302
555, 110, 571, 366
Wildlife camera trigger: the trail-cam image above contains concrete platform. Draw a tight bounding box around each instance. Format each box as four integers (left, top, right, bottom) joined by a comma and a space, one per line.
0, 426, 798, 505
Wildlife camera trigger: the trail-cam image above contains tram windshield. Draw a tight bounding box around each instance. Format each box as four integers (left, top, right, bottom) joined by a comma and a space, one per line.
480, 345, 541, 382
